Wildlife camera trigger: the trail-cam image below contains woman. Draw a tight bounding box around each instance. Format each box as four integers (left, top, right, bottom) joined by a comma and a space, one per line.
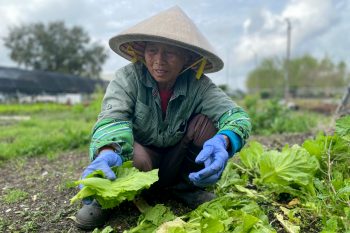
75, 6, 251, 229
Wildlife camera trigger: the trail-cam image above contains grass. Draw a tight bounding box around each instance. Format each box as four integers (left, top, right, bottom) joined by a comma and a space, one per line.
2, 189, 29, 204
0, 93, 331, 161
0, 93, 102, 161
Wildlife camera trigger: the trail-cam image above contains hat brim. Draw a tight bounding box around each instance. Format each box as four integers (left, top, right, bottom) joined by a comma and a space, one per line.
109, 34, 224, 73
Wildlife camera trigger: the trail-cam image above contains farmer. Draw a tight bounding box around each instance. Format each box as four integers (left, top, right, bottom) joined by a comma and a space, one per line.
75, 6, 251, 229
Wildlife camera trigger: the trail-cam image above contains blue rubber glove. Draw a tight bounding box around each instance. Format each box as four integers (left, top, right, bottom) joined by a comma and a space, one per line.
188, 134, 228, 187
81, 150, 123, 181
80, 150, 122, 204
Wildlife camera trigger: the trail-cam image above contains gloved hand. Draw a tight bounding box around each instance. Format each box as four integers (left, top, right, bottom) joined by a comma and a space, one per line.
80, 149, 122, 204
189, 134, 228, 187
81, 149, 123, 181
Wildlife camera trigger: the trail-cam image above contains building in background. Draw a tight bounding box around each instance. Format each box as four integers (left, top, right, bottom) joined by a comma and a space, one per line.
0, 66, 107, 104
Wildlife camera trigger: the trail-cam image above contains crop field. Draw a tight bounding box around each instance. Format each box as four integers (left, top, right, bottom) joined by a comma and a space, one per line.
0, 95, 348, 233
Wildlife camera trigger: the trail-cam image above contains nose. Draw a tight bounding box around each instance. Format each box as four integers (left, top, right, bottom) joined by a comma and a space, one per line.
154, 50, 166, 64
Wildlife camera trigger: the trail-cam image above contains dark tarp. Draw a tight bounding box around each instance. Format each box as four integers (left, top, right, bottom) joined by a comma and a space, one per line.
0, 66, 107, 94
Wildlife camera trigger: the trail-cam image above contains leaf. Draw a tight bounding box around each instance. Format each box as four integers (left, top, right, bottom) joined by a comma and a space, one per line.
133, 196, 152, 213
231, 212, 260, 233
335, 115, 350, 141
126, 204, 176, 233
156, 218, 187, 233
238, 141, 264, 170
302, 133, 326, 161
92, 226, 114, 233
336, 186, 350, 197
188, 195, 274, 233
275, 213, 300, 233
258, 145, 319, 190
320, 216, 339, 233
70, 165, 158, 209
142, 204, 175, 226
234, 185, 259, 199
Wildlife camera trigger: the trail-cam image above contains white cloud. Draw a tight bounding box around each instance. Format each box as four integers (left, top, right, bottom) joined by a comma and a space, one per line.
233, 0, 337, 66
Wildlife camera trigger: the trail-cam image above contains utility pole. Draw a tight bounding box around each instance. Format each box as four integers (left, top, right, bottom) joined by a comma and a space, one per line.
284, 18, 291, 101
250, 48, 258, 68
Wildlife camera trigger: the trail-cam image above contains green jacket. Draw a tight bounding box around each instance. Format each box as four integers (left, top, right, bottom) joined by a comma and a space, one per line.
89, 63, 251, 161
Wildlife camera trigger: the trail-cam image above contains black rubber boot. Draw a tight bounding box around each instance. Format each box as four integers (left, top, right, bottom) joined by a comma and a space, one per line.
170, 182, 216, 209
75, 200, 110, 230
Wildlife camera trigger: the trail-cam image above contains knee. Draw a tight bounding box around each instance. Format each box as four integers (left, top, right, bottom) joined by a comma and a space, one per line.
133, 155, 153, 172
185, 114, 217, 148
132, 142, 155, 172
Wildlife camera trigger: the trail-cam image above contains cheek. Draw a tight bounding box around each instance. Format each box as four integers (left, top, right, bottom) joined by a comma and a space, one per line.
144, 54, 150, 63
145, 56, 153, 68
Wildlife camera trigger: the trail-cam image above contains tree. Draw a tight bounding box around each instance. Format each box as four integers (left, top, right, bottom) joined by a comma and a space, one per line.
246, 57, 284, 97
246, 54, 348, 97
3, 21, 108, 79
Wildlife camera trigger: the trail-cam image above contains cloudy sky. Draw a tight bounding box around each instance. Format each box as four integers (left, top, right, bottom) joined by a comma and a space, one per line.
0, 0, 349, 90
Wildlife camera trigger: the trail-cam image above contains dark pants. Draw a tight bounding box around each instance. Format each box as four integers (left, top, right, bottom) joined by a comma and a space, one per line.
132, 114, 217, 187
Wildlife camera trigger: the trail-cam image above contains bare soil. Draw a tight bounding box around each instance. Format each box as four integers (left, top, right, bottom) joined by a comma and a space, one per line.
0, 150, 191, 233
0, 133, 315, 233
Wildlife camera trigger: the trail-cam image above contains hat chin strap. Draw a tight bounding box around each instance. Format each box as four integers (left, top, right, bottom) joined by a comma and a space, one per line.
127, 44, 206, 80
179, 57, 207, 80
127, 44, 146, 64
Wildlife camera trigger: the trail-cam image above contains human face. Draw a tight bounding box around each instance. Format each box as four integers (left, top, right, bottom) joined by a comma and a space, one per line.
144, 42, 188, 90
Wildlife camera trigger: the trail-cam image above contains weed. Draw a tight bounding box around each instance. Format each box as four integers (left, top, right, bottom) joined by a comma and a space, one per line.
0, 217, 9, 231
21, 220, 39, 233
2, 189, 29, 204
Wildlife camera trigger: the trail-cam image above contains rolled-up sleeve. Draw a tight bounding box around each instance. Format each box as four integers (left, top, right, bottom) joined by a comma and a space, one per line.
217, 107, 251, 155
89, 66, 138, 161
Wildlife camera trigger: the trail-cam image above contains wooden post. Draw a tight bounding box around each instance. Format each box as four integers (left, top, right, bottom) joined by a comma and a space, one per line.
335, 85, 350, 116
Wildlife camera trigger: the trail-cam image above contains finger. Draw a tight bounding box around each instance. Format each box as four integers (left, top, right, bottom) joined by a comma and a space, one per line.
81, 167, 93, 180
191, 156, 225, 180
204, 157, 213, 168
103, 166, 117, 180
195, 145, 214, 163
189, 166, 216, 181
193, 173, 219, 187
188, 172, 200, 183
205, 158, 225, 174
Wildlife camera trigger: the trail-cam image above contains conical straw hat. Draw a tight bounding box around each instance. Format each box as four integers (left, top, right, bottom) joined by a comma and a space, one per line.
109, 6, 224, 73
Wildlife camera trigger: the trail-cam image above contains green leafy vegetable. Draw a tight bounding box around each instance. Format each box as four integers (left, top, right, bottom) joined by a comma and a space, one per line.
335, 115, 350, 141
92, 226, 114, 233
156, 218, 187, 233
71, 162, 159, 209
183, 195, 275, 233
257, 145, 319, 194
239, 141, 264, 171
125, 204, 176, 233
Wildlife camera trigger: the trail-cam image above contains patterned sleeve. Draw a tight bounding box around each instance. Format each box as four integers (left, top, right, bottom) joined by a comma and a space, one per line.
89, 118, 134, 162
217, 107, 252, 146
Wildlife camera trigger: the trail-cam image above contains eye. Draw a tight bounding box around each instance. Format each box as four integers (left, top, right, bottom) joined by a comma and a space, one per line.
165, 50, 179, 58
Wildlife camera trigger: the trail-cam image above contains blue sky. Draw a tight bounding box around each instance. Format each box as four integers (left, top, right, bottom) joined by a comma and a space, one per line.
0, 0, 349, 90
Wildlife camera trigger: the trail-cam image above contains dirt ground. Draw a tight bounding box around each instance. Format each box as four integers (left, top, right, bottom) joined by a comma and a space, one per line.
0, 133, 315, 233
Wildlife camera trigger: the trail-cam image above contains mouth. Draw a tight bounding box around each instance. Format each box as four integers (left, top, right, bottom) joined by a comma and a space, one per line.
154, 69, 168, 76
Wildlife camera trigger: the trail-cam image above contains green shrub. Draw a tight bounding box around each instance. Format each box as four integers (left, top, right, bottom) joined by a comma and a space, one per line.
242, 95, 326, 135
